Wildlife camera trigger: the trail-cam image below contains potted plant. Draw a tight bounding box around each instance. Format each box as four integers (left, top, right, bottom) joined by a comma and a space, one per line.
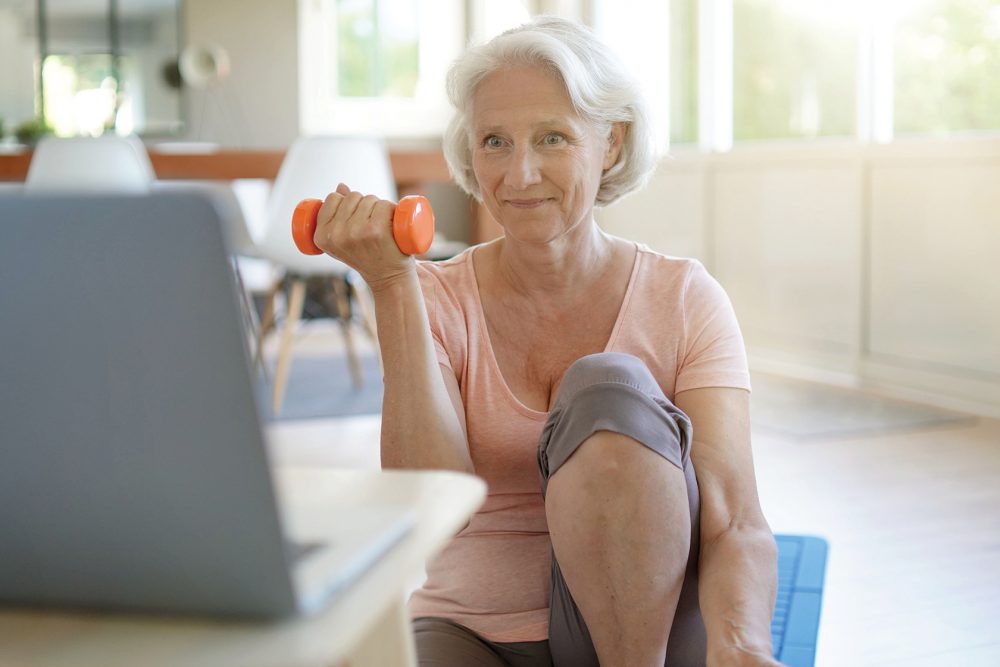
14, 117, 54, 146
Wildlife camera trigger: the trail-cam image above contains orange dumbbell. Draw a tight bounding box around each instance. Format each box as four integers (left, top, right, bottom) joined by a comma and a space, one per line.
291, 195, 435, 256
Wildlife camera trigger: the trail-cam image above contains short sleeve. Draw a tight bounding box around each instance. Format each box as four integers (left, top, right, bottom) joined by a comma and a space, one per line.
415, 260, 471, 379
675, 261, 751, 393
416, 264, 454, 371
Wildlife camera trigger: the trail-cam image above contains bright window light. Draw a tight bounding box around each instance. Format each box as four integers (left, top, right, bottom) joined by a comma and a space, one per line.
299, 0, 464, 138
41, 54, 136, 137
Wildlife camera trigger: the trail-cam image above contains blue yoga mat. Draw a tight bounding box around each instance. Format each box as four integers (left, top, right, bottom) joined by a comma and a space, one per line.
772, 534, 828, 667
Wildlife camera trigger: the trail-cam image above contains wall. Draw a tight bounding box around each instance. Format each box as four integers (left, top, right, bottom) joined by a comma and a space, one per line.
180, 0, 299, 149
0, 1, 39, 133
122, 10, 183, 135
598, 138, 1000, 418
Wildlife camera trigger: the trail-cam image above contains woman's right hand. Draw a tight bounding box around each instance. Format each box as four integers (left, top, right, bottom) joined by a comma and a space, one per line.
316, 190, 472, 473
312, 183, 415, 291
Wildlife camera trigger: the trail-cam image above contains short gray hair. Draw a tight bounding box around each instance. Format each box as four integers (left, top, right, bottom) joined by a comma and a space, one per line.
443, 16, 658, 207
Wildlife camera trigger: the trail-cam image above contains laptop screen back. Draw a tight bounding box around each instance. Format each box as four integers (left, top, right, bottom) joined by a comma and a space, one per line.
0, 193, 297, 618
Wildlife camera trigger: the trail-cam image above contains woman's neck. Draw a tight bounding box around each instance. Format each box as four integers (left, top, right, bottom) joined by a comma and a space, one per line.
487, 220, 624, 303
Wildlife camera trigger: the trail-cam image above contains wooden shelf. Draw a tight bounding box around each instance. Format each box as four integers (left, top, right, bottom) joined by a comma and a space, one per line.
0, 148, 452, 189
0, 146, 505, 244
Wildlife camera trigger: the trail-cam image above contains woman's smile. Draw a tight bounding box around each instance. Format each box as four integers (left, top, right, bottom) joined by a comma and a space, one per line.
505, 197, 551, 209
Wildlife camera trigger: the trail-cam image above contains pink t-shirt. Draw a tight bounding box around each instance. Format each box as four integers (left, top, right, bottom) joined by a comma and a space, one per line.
408, 242, 751, 643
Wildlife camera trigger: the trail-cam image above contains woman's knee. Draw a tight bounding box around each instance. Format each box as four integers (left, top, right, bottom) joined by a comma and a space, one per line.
553, 430, 672, 491
538, 355, 691, 493
557, 352, 662, 404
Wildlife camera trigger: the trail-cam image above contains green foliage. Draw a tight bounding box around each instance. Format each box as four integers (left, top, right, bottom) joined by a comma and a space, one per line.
338, 7, 375, 97
14, 117, 54, 145
895, 0, 1000, 135
729, 0, 1000, 141
336, 3, 418, 98
733, 0, 856, 141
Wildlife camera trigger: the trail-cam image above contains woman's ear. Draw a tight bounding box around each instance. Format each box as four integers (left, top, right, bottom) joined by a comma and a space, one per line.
603, 122, 626, 170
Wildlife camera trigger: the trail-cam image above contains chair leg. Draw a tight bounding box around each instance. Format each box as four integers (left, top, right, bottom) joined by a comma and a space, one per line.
272, 278, 306, 414
331, 275, 364, 389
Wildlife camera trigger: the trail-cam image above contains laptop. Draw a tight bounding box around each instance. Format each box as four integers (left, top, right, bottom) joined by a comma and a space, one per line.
0, 193, 414, 619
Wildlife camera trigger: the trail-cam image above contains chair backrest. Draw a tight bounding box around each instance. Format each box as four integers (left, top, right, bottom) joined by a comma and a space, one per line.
259, 136, 398, 274
25, 135, 155, 194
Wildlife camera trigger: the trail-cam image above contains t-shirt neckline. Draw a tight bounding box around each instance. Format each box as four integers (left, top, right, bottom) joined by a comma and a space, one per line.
466, 242, 644, 419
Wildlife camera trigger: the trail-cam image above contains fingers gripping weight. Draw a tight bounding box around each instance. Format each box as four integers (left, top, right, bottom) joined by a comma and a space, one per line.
291, 195, 435, 256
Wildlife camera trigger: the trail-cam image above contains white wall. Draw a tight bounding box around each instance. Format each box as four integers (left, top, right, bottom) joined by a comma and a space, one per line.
0, 1, 39, 134
122, 10, 183, 135
599, 138, 1000, 417
181, 0, 299, 149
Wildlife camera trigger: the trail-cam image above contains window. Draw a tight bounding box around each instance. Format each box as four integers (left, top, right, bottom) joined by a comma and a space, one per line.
42, 54, 120, 136
469, 0, 530, 43
894, 0, 1000, 136
298, 0, 464, 138
732, 0, 858, 141
670, 0, 699, 145
594, 0, 671, 150
33, 0, 182, 137
333, 0, 420, 98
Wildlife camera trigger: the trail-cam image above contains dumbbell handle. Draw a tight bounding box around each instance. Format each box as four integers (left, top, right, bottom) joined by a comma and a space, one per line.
292, 195, 435, 256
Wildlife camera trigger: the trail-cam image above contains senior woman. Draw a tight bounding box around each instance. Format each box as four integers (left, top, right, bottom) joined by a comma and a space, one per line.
312, 16, 778, 667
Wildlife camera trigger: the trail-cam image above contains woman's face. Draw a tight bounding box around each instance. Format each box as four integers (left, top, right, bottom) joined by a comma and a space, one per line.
470, 65, 623, 246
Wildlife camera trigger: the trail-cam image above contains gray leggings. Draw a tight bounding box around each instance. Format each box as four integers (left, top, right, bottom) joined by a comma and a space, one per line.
415, 352, 707, 667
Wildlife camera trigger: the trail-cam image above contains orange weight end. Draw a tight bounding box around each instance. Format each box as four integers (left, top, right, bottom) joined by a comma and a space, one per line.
292, 199, 324, 255
393, 195, 435, 255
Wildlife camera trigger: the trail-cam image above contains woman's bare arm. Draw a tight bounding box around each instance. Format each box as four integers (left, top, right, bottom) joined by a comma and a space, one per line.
675, 386, 780, 667
372, 272, 471, 472
312, 185, 471, 473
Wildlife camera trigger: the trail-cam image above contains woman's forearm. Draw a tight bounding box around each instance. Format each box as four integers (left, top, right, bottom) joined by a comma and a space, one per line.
699, 522, 779, 664
371, 271, 472, 473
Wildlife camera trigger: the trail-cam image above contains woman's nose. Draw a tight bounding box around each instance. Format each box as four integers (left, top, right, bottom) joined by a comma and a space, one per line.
504, 146, 542, 189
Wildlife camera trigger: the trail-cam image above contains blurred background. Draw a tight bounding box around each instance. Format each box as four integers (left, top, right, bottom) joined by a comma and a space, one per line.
2, 2, 999, 665
2, 0, 996, 417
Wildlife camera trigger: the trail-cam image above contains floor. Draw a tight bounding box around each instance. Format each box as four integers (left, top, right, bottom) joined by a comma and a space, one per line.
264, 326, 1000, 667
753, 409, 1000, 666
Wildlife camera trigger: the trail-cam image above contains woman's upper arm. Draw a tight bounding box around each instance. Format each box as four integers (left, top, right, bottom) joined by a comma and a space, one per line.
674, 386, 768, 545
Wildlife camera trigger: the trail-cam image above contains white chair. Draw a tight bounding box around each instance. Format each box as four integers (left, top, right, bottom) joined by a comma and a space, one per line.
255, 136, 394, 413
25, 135, 155, 193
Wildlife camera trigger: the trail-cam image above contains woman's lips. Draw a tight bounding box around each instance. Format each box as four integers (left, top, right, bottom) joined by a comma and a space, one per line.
506, 198, 548, 209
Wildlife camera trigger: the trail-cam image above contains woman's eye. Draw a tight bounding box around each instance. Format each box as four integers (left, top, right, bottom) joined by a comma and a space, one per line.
484, 136, 504, 149
543, 133, 564, 145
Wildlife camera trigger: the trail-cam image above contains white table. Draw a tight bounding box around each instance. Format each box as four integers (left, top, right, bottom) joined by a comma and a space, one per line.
0, 467, 485, 667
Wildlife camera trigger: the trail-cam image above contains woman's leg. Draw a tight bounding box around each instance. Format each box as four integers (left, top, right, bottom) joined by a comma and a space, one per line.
538, 353, 707, 667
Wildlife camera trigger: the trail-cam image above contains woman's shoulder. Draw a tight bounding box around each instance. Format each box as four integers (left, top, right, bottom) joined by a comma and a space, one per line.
415, 244, 483, 314
633, 243, 710, 286
416, 244, 475, 276
629, 243, 735, 318
416, 245, 476, 287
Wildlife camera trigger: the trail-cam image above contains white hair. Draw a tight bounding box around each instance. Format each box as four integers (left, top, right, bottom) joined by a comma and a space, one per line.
443, 16, 658, 207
